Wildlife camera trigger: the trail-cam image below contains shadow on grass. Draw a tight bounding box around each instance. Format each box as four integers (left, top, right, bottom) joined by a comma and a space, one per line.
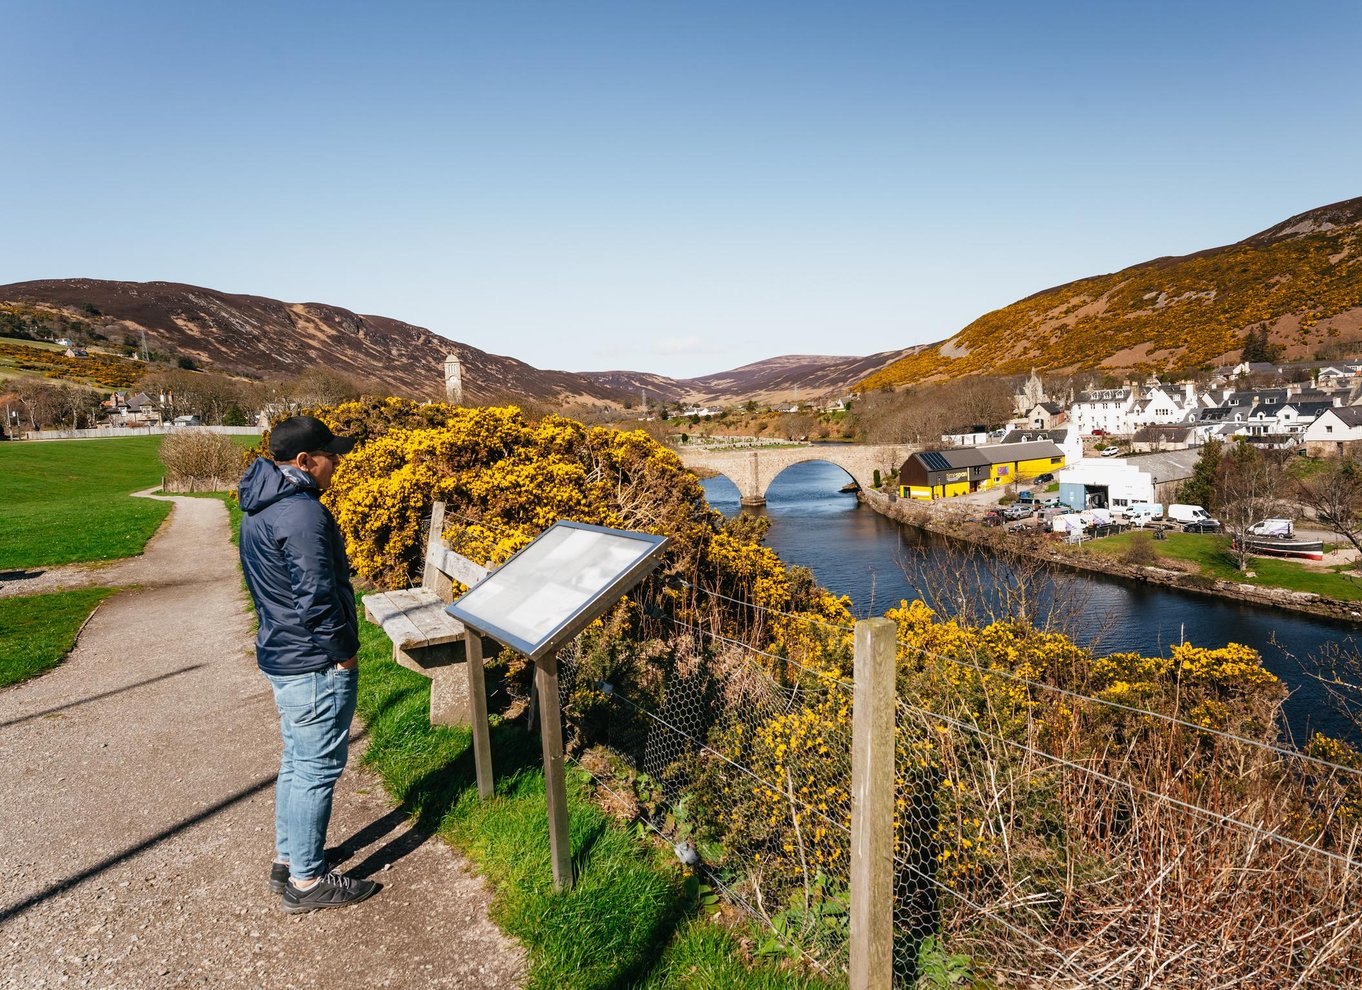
361, 705, 695, 990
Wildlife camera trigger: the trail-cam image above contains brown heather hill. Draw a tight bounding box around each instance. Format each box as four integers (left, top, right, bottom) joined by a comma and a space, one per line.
860, 195, 1362, 390
0, 278, 631, 406
580, 348, 922, 405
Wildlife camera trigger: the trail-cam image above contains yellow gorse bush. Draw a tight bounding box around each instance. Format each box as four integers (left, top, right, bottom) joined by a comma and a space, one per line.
722, 595, 1299, 893
309, 397, 1362, 949
317, 402, 716, 590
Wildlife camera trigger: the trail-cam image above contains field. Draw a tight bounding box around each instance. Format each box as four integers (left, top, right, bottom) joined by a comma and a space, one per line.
0, 336, 145, 389
0, 435, 249, 690
1088, 529, 1362, 601
0, 434, 254, 570
0, 436, 175, 570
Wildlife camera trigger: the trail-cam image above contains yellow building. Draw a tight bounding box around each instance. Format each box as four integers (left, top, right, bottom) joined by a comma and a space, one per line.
897, 440, 1065, 500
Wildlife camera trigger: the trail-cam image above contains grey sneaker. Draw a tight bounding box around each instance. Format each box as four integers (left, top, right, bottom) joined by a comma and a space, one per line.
281, 872, 379, 914
269, 850, 345, 894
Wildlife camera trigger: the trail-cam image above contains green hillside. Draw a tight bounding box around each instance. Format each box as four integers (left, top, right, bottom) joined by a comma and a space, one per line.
862, 197, 1362, 389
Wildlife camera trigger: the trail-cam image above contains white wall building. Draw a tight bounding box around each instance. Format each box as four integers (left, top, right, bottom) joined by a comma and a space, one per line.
1056, 457, 1156, 511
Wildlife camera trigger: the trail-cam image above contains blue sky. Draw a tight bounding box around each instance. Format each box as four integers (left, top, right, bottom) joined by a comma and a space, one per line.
3, 1, 1360, 378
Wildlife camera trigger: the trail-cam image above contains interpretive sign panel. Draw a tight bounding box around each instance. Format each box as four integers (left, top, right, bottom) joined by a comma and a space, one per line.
446, 521, 668, 662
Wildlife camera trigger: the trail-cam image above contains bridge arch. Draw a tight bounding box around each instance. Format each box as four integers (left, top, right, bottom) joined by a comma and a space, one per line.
764, 456, 860, 492
677, 443, 914, 506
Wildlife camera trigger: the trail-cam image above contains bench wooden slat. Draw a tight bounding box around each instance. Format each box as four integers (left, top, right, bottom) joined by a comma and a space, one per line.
433, 546, 489, 588
364, 588, 467, 649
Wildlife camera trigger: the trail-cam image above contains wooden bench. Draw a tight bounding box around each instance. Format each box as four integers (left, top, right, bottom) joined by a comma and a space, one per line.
363, 502, 494, 728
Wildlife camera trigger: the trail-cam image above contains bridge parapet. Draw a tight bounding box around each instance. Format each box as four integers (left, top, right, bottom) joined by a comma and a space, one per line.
676, 443, 916, 505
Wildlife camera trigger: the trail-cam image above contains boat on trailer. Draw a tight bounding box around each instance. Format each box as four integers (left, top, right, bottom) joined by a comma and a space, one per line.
1235, 519, 1324, 561
1237, 536, 1325, 561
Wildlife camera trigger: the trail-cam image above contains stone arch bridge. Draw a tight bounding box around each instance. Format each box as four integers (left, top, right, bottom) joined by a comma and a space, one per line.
676, 444, 917, 505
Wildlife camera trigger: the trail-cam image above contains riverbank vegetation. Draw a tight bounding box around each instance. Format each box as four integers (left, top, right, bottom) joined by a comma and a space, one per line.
1085, 530, 1362, 600
299, 397, 1362, 987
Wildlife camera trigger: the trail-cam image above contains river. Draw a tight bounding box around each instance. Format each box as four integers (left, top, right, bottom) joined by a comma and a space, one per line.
702, 460, 1361, 743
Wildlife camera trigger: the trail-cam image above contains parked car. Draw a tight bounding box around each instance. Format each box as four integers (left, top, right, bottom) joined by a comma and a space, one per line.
1091, 429, 1107, 436
1100, 446, 1122, 457
1017, 490, 1035, 502
1182, 521, 1222, 533
1035, 473, 1055, 484
1040, 497, 1062, 509
1003, 504, 1034, 520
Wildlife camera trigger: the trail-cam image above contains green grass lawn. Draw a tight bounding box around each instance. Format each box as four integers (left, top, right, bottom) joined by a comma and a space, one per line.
0, 587, 117, 688
1089, 530, 1362, 601
353, 610, 834, 990
0, 435, 254, 570
0, 436, 174, 570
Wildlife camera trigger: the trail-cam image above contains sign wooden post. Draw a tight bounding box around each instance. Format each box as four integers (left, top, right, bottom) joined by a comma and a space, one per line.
536, 650, 574, 890
464, 630, 494, 800
850, 617, 895, 990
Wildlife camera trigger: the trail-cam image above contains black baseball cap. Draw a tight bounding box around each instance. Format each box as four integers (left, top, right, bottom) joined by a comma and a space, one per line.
269, 415, 357, 462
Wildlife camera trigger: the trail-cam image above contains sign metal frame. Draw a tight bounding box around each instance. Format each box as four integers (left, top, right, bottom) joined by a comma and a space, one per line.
446, 520, 668, 662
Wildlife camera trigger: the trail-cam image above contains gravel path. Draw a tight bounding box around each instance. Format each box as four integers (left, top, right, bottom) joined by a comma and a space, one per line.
0, 492, 526, 989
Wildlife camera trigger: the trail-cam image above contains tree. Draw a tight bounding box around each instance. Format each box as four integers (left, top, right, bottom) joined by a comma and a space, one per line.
1240, 325, 1281, 364
1296, 456, 1362, 564
1212, 441, 1285, 571
1178, 439, 1223, 508
286, 366, 364, 408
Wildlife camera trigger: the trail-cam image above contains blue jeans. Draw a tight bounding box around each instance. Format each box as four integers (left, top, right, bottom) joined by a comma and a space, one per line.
264, 665, 358, 881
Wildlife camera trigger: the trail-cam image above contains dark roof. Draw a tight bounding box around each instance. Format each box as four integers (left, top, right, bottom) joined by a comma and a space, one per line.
979, 440, 1063, 462
1001, 428, 1069, 444
917, 450, 954, 472
1196, 407, 1233, 422
1285, 401, 1334, 416
1320, 407, 1362, 428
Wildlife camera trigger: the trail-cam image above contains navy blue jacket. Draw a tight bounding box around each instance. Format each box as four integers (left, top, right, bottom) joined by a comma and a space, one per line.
238, 457, 359, 676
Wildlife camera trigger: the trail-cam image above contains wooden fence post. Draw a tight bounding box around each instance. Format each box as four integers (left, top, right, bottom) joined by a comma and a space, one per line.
851, 617, 895, 990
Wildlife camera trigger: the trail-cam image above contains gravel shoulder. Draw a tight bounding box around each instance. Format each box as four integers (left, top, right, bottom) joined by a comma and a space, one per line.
0, 492, 526, 989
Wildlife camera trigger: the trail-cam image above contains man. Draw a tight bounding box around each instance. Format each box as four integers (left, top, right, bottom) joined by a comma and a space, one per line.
238, 415, 379, 913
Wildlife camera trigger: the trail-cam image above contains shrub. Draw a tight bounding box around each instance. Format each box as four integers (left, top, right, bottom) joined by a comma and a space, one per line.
1121, 532, 1158, 565
159, 431, 245, 486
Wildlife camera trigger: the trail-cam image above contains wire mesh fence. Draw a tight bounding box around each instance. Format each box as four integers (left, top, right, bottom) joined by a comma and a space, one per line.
887, 656, 1362, 989
545, 588, 1362, 988
559, 618, 857, 974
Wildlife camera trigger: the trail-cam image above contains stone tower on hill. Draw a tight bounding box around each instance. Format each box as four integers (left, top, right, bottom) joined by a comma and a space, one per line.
444, 352, 463, 404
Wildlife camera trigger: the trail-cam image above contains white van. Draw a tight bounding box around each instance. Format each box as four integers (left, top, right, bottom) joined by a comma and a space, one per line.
1247, 518, 1294, 537
1168, 504, 1220, 528
1124, 502, 1164, 526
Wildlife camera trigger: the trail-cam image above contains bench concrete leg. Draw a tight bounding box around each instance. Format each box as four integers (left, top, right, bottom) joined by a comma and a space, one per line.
393, 642, 469, 727
429, 663, 471, 727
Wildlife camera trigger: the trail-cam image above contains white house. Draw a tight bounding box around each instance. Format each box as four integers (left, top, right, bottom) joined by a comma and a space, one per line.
1304, 407, 1362, 456
1070, 380, 1200, 436
1070, 386, 1137, 435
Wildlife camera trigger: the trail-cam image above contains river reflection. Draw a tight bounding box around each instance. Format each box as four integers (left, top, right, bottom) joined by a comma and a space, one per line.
702, 459, 1361, 742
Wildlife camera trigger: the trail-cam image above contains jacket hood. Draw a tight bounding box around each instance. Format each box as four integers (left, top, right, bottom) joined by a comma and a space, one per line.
238, 457, 315, 513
